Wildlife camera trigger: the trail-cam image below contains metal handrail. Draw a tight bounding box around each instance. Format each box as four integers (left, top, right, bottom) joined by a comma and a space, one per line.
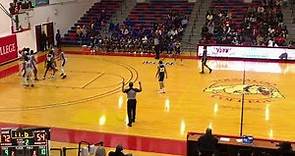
63, 147, 79, 156
0, 2, 17, 23
50, 148, 63, 156
77, 141, 91, 156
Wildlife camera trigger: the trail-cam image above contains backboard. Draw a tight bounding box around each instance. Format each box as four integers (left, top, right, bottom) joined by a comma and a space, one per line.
11, 11, 31, 33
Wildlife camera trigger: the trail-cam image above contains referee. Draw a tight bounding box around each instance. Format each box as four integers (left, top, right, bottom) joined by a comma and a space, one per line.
122, 81, 142, 127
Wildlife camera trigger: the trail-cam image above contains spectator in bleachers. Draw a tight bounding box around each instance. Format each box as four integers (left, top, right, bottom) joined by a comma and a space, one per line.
9, 2, 17, 15
81, 25, 88, 44
268, 38, 275, 47
181, 16, 188, 27
288, 41, 294, 47
256, 34, 265, 45
76, 26, 82, 38
9, 0, 33, 15
206, 10, 214, 22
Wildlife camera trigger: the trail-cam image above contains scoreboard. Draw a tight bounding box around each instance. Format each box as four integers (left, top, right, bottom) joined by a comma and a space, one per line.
0, 128, 50, 156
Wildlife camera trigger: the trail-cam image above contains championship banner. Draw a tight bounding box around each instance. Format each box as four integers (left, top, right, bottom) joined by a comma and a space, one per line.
0, 34, 18, 64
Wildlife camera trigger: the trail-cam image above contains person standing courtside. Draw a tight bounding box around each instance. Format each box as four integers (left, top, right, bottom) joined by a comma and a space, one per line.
55, 29, 61, 48
200, 46, 212, 74
154, 34, 160, 59
122, 81, 142, 127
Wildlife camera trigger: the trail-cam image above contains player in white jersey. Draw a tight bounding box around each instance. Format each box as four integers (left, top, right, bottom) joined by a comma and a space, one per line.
59, 50, 67, 79
23, 57, 35, 87
20, 49, 29, 77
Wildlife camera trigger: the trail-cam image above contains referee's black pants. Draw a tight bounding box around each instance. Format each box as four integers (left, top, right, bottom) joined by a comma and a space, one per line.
155, 45, 160, 59
202, 59, 211, 72
127, 99, 136, 124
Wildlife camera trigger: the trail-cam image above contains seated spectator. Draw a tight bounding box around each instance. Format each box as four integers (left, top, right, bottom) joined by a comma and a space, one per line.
197, 128, 218, 156
9, 0, 33, 15
9, 3, 17, 14
95, 141, 106, 156
268, 38, 274, 47
206, 10, 214, 22
256, 34, 265, 45
274, 35, 286, 46
288, 41, 295, 47
181, 16, 188, 27
76, 25, 82, 38
278, 141, 293, 156
108, 144, 132, 156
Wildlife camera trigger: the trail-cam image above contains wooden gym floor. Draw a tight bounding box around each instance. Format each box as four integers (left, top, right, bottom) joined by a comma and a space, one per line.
0, 54, 295, 155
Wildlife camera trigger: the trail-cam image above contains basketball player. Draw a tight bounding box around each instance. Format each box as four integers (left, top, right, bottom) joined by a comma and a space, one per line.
43, 50, 57, 79
122, 81, 142, 127
18, 50, 24, 76
59, 49, 67, 79
200, 46, 212, 74
29, 50, 38, 80
155, 60, 167, 93
23, 55, 35, 87
20, 48, 29, 77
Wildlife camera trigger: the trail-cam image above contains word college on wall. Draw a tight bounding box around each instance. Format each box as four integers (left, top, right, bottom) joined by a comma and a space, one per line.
0, 34, 18, 64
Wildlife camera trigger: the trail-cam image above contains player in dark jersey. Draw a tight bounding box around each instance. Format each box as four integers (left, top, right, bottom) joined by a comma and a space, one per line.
200, 46, 212, 74
19, 49, 27, 76
43, 50, 57, 79
29, 50, 38, 80
155, 60, 168, 93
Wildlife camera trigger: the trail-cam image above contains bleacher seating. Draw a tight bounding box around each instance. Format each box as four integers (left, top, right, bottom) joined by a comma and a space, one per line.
200, 0, 288, 46
61, 0, 194, 52
210, 0, 257, 25
62, 0, 122, 45
128, 0, 194, 29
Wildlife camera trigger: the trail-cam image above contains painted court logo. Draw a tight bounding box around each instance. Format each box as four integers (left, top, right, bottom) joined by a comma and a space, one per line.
204, 79, 284, 103
143, 61, 175, 66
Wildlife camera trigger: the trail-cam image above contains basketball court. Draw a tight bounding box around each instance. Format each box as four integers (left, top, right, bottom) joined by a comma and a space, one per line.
0, 53, 295, 155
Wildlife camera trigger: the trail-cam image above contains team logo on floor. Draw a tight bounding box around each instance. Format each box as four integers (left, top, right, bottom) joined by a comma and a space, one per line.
204, 79, 284, 103
143, 61, 175, 66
